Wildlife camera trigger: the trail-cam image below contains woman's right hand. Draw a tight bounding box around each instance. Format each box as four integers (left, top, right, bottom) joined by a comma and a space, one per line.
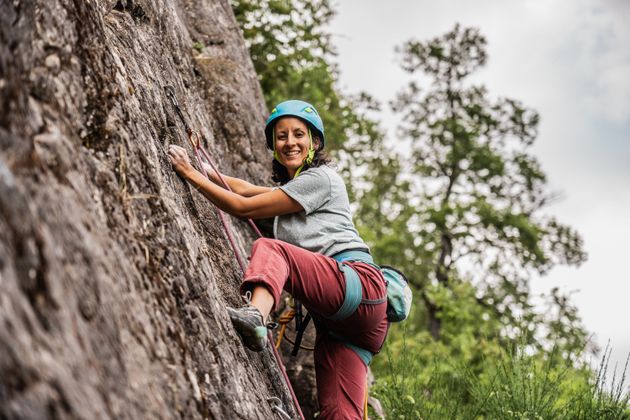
168, 145, 194, 178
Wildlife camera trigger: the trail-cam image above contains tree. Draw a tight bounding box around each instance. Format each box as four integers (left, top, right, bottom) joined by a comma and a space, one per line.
232, 0, 354, 150
385, 24, 587, 345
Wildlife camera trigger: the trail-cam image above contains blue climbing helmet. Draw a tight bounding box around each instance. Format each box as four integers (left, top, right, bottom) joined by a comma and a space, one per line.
264, 100, 325, 151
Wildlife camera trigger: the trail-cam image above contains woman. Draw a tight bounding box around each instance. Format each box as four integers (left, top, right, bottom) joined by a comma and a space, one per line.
168, 100, 388, 419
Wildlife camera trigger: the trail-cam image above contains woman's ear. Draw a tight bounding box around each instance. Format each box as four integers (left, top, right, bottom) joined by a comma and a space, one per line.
313, 136, 322, 151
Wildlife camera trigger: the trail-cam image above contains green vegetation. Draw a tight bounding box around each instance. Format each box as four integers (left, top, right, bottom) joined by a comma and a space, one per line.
231, 0, 378, 152
373, 333, 629, 419
192, 41, 205, 52
231, 2, 630, 417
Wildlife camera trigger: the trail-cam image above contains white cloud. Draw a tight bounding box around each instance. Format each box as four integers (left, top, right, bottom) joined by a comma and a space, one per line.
568, 2, 630, 123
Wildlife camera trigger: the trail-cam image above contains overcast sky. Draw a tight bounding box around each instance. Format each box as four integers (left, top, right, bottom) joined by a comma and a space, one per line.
329, 0, 630, 379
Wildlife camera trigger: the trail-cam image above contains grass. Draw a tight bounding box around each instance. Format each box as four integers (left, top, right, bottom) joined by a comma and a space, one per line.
569, 344, 630, 419
372, 334, 630, 419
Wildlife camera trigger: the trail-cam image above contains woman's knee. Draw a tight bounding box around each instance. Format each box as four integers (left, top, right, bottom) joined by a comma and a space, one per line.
252, 237, 271, 247
252, 237, 279, 249
251, 238, 288, 256
251, 237, 271, 255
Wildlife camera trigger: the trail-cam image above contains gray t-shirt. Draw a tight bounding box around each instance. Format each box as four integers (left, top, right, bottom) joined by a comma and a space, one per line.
275, 166, 369, 257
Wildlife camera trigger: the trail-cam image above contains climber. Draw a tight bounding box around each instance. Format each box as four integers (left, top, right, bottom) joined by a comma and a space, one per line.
168, 100, 388, 419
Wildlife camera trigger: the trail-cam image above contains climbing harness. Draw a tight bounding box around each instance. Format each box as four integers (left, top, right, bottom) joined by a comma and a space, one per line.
275, 250, 386, 365
334, 250, 413, 323
165, 86, 304, 420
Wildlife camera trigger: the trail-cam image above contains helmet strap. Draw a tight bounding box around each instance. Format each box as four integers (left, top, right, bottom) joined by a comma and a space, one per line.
294, 129, 315, 178
305, 128, 315, 164
272, 131, 282, 163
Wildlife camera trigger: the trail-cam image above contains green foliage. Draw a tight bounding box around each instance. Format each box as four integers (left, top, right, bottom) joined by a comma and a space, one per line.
192, 41, 205, 52
360, 22, 598, 416
391, 24, 587, 282
356, 23, 590, 357
232, 0, 355, 150
373, 329, 629, 419
474, 347, 570, 419
568, 345, 630, 419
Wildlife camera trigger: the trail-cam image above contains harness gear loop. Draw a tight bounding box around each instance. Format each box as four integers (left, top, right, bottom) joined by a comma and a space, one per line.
294, 301, 303, 339
275, 303, 315, 352
291, 312, 312, 356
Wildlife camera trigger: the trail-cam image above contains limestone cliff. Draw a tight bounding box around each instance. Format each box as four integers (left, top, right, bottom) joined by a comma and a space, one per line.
0, 0, 303, 418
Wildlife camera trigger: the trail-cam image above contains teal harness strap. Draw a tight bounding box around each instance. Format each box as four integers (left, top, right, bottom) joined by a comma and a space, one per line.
328, 250, 385, 321
324, 249, 386, 366
333, 249, 376, 266
328, 332, 374, 366
326, 264, 362, 321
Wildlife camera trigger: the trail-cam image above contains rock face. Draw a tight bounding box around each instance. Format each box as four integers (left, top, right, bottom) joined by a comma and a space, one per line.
0, 0, 303, 418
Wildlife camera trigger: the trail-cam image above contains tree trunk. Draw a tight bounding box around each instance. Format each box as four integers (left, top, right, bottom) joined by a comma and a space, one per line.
423, 292, 441, 340
0, 0, 302, 418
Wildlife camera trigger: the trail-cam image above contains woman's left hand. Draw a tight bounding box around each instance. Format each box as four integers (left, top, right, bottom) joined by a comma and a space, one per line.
168, 145, 194, 177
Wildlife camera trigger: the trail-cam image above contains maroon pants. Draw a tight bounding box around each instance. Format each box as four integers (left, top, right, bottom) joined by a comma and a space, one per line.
241, 238, 388, 419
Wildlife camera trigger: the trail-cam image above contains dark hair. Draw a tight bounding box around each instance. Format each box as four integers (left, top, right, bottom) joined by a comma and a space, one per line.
271, 134, 332, 184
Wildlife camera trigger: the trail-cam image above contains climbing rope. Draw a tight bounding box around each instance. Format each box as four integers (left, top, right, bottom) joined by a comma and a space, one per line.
165, 86, 304, 420
364, 384, 369, 420
275, 308, 296, 349
192, 141, 247, 270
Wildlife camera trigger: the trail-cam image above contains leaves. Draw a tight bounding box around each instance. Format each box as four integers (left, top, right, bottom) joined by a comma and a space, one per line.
383, 23, 590, 346
232, 0, 355, 150
399, 24, 488, 81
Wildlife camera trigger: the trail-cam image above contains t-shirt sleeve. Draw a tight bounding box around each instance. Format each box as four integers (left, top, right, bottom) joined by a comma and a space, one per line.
279, 167, 332, 215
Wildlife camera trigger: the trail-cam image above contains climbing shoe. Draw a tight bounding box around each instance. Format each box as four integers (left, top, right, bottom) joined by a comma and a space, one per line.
227, 306, 268, 352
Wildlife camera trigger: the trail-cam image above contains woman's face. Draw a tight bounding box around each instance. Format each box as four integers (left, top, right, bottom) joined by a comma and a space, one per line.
274, 117, 316, 177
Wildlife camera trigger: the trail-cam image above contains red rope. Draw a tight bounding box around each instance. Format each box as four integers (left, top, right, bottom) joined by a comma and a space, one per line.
193, 147, 247, 271
197, 146, 264, 238
191, 138, 305, 420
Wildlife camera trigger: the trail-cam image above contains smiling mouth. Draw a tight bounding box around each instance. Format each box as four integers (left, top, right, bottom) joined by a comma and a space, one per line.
283, 150, 301, 157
